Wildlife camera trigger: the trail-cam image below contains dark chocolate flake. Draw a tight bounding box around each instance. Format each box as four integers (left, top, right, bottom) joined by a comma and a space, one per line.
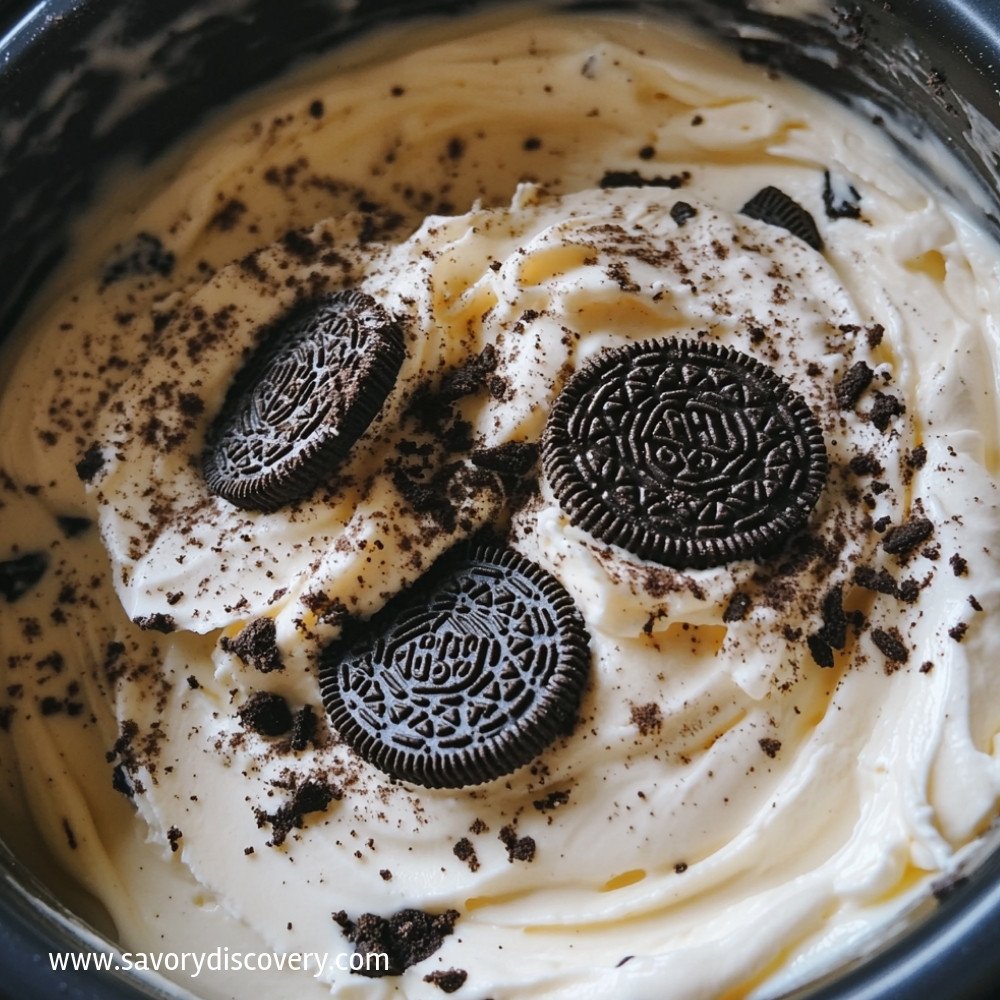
906, 445, 928, 470
630, 702, 662, 736
848, 452, 883, 476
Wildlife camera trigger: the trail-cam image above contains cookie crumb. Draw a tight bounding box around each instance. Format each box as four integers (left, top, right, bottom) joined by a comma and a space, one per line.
424, 969, 468, 993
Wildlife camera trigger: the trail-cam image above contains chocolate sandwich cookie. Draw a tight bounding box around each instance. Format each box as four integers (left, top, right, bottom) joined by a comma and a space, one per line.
741, 186, 824, 250
542, 338, 828, 569
320, 543, 591, 789
204, 289, 404, 511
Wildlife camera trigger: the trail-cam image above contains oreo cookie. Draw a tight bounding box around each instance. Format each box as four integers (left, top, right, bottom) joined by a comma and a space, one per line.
740, 186, 823, 250
319, 543, 590, 789
542, 338, 828, 569
204, 290, 404, 511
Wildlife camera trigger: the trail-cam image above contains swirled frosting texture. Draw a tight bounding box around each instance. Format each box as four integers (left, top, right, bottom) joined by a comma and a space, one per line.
1, 12, 999, 1000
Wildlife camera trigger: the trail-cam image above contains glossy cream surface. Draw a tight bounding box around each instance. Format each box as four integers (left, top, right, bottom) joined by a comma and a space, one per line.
2, 11, 1000, 1000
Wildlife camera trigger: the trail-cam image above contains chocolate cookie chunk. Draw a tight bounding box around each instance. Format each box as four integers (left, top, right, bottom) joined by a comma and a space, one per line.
333, 908, 459, 977
204, 290, 404, 511
320, 543, 591, 788
542, 338, 828, 568
741, 186, 823, 250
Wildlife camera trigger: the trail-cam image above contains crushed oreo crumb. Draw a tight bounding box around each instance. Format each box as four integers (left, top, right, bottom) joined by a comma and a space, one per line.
499, 825, 536, 863
133, 613, 176, 634
1, 552, 49, 603
759, 737, 782, 758
882, 517, 933, 557
470, 441, 538, 479
835, 361, 875, 409
932, 871, 969, 902
740, 185, 823, 250
289, 705, 317, 751
56, 515, 92, 538
239, 691, 293, 737
670, 201, 697, 226
807, 583, 849, 665
848, 452, 883, 476
630, 702, 662, 736
533, 790, 571, 812
807, 633, 835, 669
869, 391, 905, 431
255, 778, 339, 847
221, 617, 284, 672
871, 627, 909, 665
75, 443, 105, 482
439, 345, 498, 400
854, 565, 898, 597
332, 908, 459, 977
599, 169, 688, 189
453, 837, 480, 872
424, 969, 468, 993
822, 170, 862, 219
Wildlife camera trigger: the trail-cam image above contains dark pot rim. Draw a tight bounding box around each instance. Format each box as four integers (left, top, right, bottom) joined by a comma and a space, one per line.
2, 2, 1000, 998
